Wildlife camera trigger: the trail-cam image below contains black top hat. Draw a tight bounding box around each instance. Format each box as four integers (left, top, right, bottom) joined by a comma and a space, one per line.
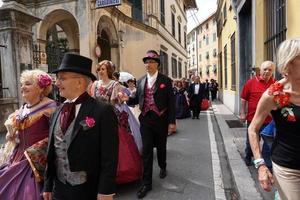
142, 50, 160, 65
52, 53, 97, 81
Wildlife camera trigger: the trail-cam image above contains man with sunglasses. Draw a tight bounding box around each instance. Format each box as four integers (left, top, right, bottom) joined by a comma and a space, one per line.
123, 50, 175, 199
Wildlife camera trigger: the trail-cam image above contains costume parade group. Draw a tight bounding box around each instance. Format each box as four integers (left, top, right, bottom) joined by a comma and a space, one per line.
0, 50, 175, 199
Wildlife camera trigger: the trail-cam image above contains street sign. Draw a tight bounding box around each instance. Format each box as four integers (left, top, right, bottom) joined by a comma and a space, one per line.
95, 0, 121, 9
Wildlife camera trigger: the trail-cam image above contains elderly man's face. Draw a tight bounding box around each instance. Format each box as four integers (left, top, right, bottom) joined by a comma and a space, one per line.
260, 63, 274, 81
55, 72, 84, 100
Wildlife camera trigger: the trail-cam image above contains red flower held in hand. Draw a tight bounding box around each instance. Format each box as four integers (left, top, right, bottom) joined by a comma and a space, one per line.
85, 116, 95, 128
160, 83, 166, 89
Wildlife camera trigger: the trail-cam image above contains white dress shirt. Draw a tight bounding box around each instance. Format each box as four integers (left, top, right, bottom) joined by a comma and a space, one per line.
194, 84, 200, 95
147, 70, 158, 88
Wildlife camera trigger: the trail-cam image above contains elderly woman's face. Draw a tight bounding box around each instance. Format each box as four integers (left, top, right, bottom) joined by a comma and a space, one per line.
288, 56, 300, 80
20, 79, 42, 102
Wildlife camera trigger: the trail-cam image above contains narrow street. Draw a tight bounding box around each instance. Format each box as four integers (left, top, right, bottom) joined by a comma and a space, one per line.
116, 109, 228, 200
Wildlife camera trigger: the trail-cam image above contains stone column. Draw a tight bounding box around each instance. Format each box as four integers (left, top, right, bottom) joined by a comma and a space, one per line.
0, 1, 40, 103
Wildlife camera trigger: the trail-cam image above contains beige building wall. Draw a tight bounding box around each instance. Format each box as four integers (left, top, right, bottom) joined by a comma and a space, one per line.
28, 0, 195, 80
197, 13, 218, 81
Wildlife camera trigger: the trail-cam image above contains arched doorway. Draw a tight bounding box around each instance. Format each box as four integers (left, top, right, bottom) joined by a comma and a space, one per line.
97, 15, 119, 69
97, 30, 111, 61
38, 9, 79, 72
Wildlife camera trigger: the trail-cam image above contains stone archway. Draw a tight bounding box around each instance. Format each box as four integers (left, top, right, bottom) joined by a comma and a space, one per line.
97, 15, 119, 70
37, 9, 79, 72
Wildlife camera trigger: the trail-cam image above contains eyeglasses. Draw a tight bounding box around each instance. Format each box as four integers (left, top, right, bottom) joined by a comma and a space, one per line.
56, 76, 82, 82
144, 60, 157, 64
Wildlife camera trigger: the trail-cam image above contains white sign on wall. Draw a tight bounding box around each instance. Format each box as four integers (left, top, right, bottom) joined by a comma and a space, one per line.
96, 0, 121, 9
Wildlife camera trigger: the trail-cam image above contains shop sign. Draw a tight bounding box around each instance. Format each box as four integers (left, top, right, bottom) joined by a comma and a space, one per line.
96, 0, 121, 9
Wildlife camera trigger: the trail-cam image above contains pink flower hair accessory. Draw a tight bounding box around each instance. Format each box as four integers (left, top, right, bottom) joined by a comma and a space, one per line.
38, 74, 52, 89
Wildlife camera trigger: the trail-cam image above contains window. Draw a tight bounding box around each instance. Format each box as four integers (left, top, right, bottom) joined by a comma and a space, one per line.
223, 3, 227, 25
199, 40, 202, 48
178, 22, 181, 43
206, 36, 209, 45
213, 64, 217, 74
213, 49, 217, 57
213, 33, 217, 42
0, 56, 2, 98
265, 0, 286, 61
199, 54, 202, 61
171, 13, 175, 37
160, 50, 169, 75
206, 51, 209, 59
224, 44, 227, 89
206, 23, 209, 29
172, 57, 177, 78
219, 52, 223, 88
160, 0, 165, 25
178, 61, 182, 78
206, 65, 210, 75
231, 33, 236, 91
184, 31, 187, 49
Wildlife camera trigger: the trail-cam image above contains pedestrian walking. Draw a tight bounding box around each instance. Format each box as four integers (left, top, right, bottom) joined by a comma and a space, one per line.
122, 50, 176, 199
240, 61, 275, 168
0, 70, 56, 200
43, 53, 119, 200
188, 76, 205, 119
249, 38, 300, 200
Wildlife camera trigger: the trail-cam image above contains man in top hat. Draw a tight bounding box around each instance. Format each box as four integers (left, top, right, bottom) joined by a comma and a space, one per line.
122, 50, 175, 199
43, 53, 118, 200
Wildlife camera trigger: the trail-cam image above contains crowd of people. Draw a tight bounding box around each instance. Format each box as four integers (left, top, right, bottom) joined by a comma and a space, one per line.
0, 49, 177, 200
172, 76, 219, 120
2, 39, 299, 200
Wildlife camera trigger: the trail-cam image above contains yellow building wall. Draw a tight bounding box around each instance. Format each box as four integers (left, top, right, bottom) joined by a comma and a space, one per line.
255, 0, 300, 68
255, 0, 265, 67
218, 0, 237, 92
286, 0, 300, 38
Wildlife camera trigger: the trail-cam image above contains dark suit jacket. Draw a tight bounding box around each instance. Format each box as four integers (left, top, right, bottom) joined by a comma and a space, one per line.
44, 95, 119, 195
188, 83, 205, 99
128, 73, 175, 124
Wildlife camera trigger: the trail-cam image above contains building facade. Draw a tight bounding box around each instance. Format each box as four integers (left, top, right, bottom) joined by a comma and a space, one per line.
233, 0, 300, 115
197, 13, 218, 81
0, 0, 196, 132
216, 0, 238, 113
187, 13, 218, 81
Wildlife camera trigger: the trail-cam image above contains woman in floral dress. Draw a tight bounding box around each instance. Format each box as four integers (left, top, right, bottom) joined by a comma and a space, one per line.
0, 70, 56, 199
249, 38, 300, 200
90, 60, 142, 184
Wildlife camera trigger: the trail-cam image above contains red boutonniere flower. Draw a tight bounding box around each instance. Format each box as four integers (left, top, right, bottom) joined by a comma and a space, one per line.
80, 116, 96, 130
85, 116, 95, 128
160, 83, 166, 89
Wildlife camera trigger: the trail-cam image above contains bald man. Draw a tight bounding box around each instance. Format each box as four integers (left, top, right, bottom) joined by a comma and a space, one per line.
240, 61, 276, 168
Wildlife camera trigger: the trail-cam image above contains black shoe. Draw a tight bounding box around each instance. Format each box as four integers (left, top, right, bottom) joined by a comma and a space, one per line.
192, 116, 195, 119
196, 116, 199, 119
159, 169, 167, 179
137, 185, 152, 199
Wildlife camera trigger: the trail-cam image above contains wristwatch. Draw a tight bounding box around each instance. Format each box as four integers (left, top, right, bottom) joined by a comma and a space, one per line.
253, 158, 265, 169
